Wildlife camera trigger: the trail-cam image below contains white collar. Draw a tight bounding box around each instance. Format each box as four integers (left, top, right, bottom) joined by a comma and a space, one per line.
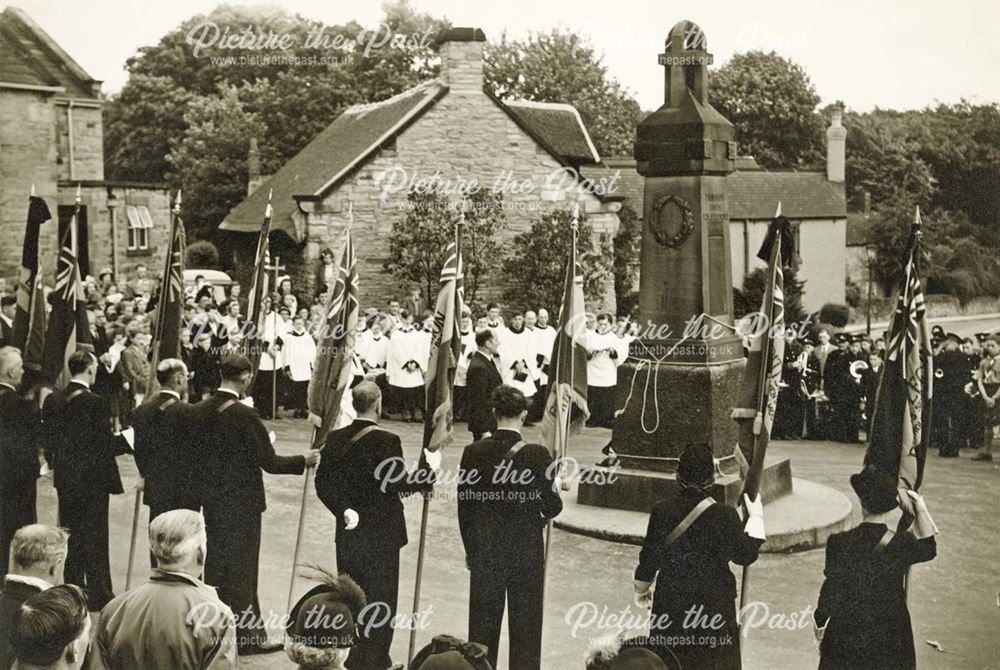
70, 379, 91, 390
217, 387, 240, 398
5, 574, 52, 591
0, 382, 16, 392
159, 389, 181, 400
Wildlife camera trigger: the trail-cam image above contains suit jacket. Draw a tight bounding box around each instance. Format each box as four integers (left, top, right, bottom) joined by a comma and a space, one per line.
41, 382, 125, 497
120, 346, 151, 397
457, 429, 562, 569
401, 296, 425, 318
816, 523, 936, 670
0, 578, 43, 669
315, 419, 430, 550
465, 351, 503, 436
192, 391, 305, 515
0, 317, 12, 349
0, 386, 40, 504
132, 392, 199, 512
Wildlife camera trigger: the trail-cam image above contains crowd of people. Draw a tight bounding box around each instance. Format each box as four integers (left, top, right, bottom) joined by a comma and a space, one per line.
0, 260, 959, 670
769, 324, 999, 462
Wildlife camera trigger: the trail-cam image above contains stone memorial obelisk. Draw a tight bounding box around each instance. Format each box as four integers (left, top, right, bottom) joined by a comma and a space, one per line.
579, 21, 791, 510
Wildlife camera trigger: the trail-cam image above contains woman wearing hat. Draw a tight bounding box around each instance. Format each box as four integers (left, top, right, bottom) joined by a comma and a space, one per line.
408, 635, 493, 670
632, 444, 766, 670
286, 569, 367, 670
814, 466, 938, 670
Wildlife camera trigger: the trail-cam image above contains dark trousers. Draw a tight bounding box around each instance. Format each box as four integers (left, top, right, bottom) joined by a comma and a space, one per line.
469, 562, 545, 670
586, 385, 616, 428
454, 385, 468, 422
0, 476, 37, 577
527, 383, 547, 423
252, 369, 280, 418
337, 536, 400, 670
204, 507, 266, 649
58, 492, 113, 610
935, 393, 963, 456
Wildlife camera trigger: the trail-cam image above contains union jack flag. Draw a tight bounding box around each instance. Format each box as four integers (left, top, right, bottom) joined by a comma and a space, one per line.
148, 193, 186, 387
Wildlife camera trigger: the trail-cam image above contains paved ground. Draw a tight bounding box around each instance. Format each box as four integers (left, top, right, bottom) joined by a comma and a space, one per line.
34, 416, 1000, 669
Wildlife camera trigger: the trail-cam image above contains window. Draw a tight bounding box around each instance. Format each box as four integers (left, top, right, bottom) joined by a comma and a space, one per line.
126, 205, 153, 251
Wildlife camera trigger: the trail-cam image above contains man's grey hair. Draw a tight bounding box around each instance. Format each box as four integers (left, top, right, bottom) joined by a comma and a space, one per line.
149, 510, 206, 567
10, 525, 69, 570
155, 357, 187, 386
0, 346, 21, 377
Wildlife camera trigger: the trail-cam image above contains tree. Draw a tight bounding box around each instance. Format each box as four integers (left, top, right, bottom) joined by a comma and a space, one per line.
501, 209, 613, 315
186, 240, 220, 269
383, 192, 504, 306
612, 204, 640, 316
166, 87, 265, 237
485, 29, 642, 158
710, 51, 825, 168
733, 265, 806, 326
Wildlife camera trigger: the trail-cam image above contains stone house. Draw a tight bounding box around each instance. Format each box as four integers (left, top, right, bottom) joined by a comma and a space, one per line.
0, 7, 170, 287
220, 28, 624, 312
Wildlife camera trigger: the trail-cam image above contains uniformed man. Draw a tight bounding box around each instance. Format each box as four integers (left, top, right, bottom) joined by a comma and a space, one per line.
192, 353, 319, 653
825, 333, 862, 443
315, 381, 439, 670
458, 385, 562, 670
633, 444, 764, 670
41, 350, 128, 610
0, 347, 40, 577
933, 333, 971, 457
131, 358, 200, 566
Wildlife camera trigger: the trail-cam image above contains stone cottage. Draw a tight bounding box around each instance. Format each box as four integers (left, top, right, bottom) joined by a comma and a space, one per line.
220, 27, 624, 312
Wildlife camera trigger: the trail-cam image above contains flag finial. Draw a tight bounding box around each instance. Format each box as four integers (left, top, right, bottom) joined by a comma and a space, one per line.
74, 184, 81, 204
571, 202, 580, 231
775, 201, 782, 218
30, 183, 35, 197
173, 190, 182, 215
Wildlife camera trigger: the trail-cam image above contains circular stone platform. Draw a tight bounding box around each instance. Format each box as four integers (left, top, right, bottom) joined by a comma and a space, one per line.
554, 478, 856, 553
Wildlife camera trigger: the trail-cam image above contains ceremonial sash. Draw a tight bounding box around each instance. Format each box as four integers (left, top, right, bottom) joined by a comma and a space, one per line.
349, 424, 380, 445
65, 388, 86, 404
874, 528, 895, 554
216, 398, 238, 414
159, 396, 177, 411
503, 440, 527, 461
664, 497, 714, 548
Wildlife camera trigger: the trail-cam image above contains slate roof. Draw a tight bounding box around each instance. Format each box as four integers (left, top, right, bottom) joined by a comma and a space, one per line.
503, 100, 600, 165
220, 80, 448, 237
0, 7, 100, 98
221, 80, 613, 240
728, 171, 846, 220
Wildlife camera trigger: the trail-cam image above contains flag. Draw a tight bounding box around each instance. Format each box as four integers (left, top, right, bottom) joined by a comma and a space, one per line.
244, 191, 273, 388
422, 226, 464, 452
732, 207, 793, 499
41, 203, 93, 385
147, 193, 186, 389
864, 207, 932, 491
12, 195, 50, 371
308, 231, 359, 448
541, 211, 590, 461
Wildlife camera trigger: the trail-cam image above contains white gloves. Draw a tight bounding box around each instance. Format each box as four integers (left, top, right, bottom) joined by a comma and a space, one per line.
423, 449, 443, 472
343, 509, 359, 531
898, 490, 938, 539
743, 493, 766, 541
633, 579, 652, 609
813, 618, 829, 650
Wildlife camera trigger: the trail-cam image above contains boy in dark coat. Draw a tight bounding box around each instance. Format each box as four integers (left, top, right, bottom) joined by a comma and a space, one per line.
815, 466, 938, 670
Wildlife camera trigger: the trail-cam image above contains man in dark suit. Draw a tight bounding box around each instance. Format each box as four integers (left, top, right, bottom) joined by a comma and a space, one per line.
191, 353, 319, 654
316, 381, 438, 670
0, 348, 40, 578
458, 385, 563, 670
132, 358, 200, 566
400, 286, 425, 320
0, 524, 68, 670
41, 350, 127, 611
0, 296, 14, 348
465, 329, 503, 441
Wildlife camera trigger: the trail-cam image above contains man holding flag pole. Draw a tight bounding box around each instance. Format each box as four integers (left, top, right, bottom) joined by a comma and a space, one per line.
814, 206, 939, 670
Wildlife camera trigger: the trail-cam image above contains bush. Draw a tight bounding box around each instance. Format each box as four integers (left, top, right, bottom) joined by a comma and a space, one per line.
733, 265, 806, 325
819, 303, 850, 328
186, 239, 220, 269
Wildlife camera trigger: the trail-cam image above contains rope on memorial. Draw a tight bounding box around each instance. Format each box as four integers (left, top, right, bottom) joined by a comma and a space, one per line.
617, 332, 698, 435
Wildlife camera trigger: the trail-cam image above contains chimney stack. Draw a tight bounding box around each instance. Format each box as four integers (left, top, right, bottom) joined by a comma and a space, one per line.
247, 137, 262, 195
826, 107, 846, 183
438, 27, 486, 94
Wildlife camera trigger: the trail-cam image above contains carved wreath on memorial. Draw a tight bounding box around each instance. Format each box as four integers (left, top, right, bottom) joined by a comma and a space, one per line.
650, 194, 695, 248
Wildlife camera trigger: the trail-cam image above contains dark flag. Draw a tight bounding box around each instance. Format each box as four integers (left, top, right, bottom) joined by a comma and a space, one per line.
307, 230, 359, 448
147, 192, 186, 388
12, 194, 50, 371
244, 190, 273, 388
41, 196, 93, 385
864, 207, 933, 491
541, 205, 589, 462
422, 224, 464, 453
732, 204, 793, 499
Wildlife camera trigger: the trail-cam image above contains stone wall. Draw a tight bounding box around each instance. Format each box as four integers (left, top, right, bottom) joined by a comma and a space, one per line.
852, 294, 1000, 326
297, 86, 621, 315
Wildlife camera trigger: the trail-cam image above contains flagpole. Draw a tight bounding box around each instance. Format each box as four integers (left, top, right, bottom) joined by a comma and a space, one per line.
287, 203, 354, 611
408, 205, 463, 664
739, 203, 782, 625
